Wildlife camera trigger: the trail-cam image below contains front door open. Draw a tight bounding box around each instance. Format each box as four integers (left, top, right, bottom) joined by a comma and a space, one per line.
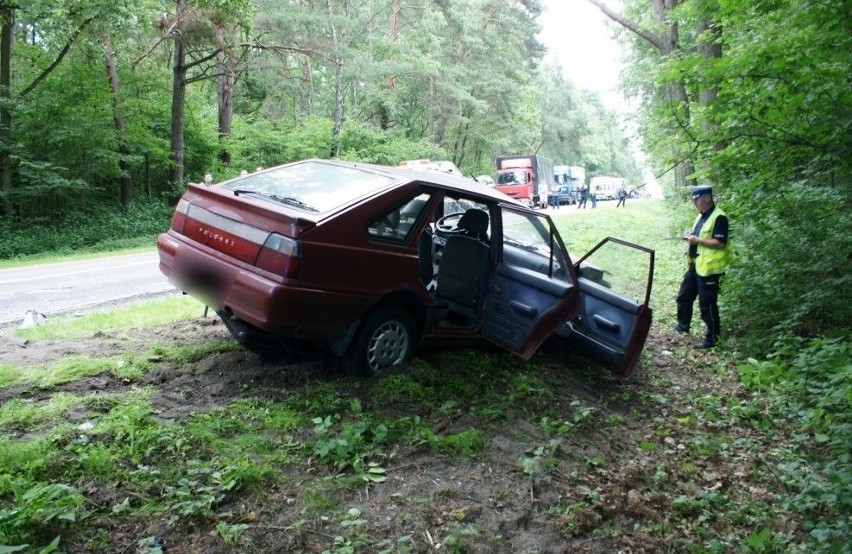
562, 237, 655, 377
481, 208, 578, 359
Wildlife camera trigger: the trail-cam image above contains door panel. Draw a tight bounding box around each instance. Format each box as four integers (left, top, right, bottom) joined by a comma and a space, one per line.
560, 237, 654, 377
481, 209, 577, 358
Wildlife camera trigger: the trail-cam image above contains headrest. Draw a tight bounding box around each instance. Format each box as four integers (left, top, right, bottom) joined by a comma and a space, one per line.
457, 209, 489, 238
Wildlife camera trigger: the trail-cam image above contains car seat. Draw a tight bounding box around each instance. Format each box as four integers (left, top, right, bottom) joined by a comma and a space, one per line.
455, 208, 489, 242
434, 232, 490, 324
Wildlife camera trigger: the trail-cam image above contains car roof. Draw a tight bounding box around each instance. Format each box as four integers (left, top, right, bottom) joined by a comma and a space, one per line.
211, 159, 529, 220
334, 159, 524, 205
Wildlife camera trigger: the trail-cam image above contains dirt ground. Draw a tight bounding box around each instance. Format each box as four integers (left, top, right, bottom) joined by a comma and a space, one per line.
1, 317, 772, 553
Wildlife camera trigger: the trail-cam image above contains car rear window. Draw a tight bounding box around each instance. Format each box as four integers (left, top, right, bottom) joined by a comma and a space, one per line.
219, 160, 398, 213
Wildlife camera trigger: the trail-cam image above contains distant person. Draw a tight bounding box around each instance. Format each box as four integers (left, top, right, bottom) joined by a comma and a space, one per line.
577, 185, 588, 209
203, 173, 213, 186
615, 185, 627, 207
675, 185, 732, 349
589, 184, 597, 209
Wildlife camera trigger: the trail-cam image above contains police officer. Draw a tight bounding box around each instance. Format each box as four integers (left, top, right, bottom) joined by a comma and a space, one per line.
675, 185, 732, 349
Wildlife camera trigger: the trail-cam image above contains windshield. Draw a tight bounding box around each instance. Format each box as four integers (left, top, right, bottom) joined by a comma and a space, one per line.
497, 170, 527, 186
219, 160, 397, 213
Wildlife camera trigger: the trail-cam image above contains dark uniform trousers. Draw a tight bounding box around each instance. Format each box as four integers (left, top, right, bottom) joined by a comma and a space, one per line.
676, 264, 723, 344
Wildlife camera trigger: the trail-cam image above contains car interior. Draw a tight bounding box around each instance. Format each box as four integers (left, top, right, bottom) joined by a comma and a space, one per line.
433, 208, 491, 326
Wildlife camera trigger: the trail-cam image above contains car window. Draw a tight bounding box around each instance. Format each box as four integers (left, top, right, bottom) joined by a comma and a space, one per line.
500, 209, 571, 282
367, 193, 432, 241
442, 196, 487, 218
576, 240, 652, 303
219, 160, 397, 213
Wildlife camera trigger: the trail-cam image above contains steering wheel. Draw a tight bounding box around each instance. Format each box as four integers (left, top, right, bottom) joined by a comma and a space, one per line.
435, 212, 464, 236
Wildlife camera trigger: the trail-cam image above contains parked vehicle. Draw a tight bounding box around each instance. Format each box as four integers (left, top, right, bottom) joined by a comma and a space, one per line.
590, 176, 627, 201
552, 165, 586, 206
399, 159, 462, 175
495, 155, 555, 208
157, 159, 654, 377
548, 185, 575, 207
552, 166, 574, 205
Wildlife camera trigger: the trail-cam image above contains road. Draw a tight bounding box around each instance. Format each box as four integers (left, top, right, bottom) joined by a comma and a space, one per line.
0, 251, 176, 328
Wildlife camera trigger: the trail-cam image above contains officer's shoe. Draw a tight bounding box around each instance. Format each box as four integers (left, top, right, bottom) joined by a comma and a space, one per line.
674, 323, 689, 334
694, 340, 716, 350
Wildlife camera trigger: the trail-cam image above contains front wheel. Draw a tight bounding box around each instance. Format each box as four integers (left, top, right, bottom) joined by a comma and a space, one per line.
345, 306, 417, 376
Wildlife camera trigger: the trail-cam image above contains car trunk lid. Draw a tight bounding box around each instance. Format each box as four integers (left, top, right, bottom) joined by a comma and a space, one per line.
173, 184, 316, 267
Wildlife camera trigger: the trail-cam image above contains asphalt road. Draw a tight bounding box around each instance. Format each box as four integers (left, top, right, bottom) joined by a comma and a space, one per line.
0, 251, 177, 328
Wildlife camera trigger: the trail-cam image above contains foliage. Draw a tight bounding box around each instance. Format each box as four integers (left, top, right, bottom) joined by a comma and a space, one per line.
0, 201, 173, 259
738, 336, 851, 550
619, 0, 850, 353
724, 185, 851, 348
0, 203, 848, 552
2, 0, 637, 222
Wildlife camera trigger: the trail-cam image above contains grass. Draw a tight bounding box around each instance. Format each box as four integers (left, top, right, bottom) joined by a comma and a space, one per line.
0, 240, 160, 270
13, 295, 208, 341
0, 199, 847, 553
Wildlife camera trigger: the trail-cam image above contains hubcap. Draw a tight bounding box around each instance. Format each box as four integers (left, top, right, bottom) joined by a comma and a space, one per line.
366, 321, 409, 372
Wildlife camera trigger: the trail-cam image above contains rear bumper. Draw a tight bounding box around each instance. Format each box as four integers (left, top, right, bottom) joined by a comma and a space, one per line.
157, 232, 375, 342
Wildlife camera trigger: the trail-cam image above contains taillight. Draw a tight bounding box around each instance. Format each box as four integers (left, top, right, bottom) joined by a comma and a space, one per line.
256, 233, 300, 278
171, 199, 189, 233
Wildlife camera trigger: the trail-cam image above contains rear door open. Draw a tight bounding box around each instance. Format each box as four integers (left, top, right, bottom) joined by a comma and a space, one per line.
558, 237, 654, 378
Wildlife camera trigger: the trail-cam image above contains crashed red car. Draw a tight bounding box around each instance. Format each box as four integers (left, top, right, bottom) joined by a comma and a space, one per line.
157, 159, 654, 377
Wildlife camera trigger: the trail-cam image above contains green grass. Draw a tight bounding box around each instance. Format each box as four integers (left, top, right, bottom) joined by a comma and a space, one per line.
3, 355, 131, 390
0, 200, 847, 553
0, 242, 159, 270
13, 295, 208, 341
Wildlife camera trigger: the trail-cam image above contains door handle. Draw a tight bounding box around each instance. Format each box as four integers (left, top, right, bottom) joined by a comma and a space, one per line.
593, 314, 620, 332
509, 300, 538, 317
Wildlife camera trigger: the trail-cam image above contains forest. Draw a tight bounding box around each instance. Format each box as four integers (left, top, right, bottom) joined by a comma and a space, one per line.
1, 0, 848, 351
0, 0, 846, 344
0, 1, 850, 551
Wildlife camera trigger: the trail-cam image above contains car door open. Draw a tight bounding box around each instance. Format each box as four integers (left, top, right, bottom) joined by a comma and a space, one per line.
559, 237, 654, 378
481, 208, 578, 359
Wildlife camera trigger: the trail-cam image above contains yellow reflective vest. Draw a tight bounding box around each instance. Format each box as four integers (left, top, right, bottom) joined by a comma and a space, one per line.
692, 207, 731, 276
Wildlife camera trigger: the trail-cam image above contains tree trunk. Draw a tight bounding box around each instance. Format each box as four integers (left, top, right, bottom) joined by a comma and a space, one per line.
0, 7, 12, 215
170, 0, 188, 188
327, 0, 343, 158
214, 22, 234, 166
101, 33, 134, 208
698, 13, 723, 154
299, 56, 312, 119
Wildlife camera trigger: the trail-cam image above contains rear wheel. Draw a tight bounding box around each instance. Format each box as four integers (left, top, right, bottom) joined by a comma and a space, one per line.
346, 306, 416, 376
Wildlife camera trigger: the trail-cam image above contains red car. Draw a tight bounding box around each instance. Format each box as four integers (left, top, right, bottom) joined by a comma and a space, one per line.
157, 159, 654, 377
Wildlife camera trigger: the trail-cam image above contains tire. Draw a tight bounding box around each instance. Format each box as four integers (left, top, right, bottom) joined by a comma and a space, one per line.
346, 306, 416, 376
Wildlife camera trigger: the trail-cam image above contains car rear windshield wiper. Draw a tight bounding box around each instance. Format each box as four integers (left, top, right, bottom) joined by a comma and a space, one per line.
267, 195, 320, 212
230, 190, 319, 212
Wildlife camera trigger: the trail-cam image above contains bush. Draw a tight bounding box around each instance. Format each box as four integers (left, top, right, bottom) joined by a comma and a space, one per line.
723, 182, 852, 354
0, 200, 174, 260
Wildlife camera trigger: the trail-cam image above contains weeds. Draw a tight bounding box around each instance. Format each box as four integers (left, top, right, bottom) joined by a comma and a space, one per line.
0, 202, 847, 553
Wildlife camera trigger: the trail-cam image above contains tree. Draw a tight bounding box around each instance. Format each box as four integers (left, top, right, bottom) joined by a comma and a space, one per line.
0, 5, 12, 214
100, 32, 134, 207
586, 0, 701, 188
